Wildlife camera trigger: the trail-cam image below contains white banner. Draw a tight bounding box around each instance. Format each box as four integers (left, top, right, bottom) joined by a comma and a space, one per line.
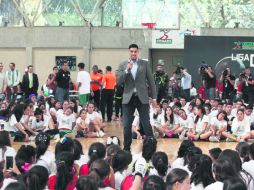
152, 28, 200, 49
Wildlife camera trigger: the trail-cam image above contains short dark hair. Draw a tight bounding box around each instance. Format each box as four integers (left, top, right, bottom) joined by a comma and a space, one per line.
209, 148, 222, 161
10, 62, 15, 67
76, 176, 98, 190
112, 150, 132, 173
129, 44, 139, 49
78, 62, 85, 69
53, 66, 58, 70
144, 175, 166, 190
106, 66, 112, 71
27, 65, 33, 69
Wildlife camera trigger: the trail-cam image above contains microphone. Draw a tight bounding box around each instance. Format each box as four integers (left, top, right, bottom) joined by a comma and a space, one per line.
127, 60, 133, 72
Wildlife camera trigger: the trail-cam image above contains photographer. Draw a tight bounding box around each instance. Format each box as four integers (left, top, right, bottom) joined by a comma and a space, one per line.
220, 67, 235, 100
180, 67, 192, 102
202, 66, 216, 99
241, 67, 254, 106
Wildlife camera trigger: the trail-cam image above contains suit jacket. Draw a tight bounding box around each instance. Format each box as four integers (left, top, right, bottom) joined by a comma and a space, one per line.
117, 59, 157, 104
21, 73, 39, 92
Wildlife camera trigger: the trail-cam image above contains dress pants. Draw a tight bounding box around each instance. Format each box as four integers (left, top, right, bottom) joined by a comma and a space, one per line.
122, 94, 154, 151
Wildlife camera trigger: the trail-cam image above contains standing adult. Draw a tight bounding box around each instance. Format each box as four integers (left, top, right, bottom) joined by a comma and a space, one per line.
241, 67, 254, 106
21, 65, 39, 98
203, 66, 216, 99
100, 66, 116, 122
0, 63, 6, 94
5, 62, 21, 102
220, 67, 235, 100
90, 65, 103, 109
47, 66, 58, 96
55, 63, 70, 103
117, 44, 157, 151
180, 67, 192, 102
153, 59, 169, 103
77, 62, 91, 106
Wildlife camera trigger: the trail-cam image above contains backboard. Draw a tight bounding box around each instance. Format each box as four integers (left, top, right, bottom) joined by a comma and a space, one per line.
122, 0, 179, 29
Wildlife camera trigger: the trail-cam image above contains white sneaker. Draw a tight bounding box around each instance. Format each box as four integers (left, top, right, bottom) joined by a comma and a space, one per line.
209, 136, 220, 142
98, 130, 105, 137
179, 129, 188, 141
154, 132, 159, 139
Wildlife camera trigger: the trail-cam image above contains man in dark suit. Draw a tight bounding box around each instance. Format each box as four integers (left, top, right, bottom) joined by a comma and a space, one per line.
21, 65, 39, 98
117, 44, 157, 151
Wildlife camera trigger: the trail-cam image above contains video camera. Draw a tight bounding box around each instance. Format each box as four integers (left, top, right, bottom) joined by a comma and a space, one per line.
239, 72, 246, 81
222, 69, 228, 77
199, 61, 208, 75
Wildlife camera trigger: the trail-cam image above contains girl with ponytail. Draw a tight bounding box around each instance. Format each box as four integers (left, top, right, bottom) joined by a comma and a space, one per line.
112, 150, 132, 190
48, 151, 77, 190
79, 142, 106, 175
89, 159, 114, 190
35, 132, 55, 173
150, 152, 169, 180
79, 142, 115, 188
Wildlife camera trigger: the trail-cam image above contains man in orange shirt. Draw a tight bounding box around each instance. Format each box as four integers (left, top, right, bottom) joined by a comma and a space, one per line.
100, 66, 116, 122
90, 65, 103, 109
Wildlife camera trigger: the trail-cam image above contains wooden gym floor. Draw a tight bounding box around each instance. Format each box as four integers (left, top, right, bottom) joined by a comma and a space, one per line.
12, 121, 238, 163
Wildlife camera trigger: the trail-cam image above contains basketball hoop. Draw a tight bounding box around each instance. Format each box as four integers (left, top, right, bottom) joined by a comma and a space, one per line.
141, 22, 156, 29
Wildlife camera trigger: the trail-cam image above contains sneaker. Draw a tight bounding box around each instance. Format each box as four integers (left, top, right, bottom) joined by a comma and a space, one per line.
179, 129, 188, 141
98, 130, 105, 137
226, 138, 234, 142
209, 136, 220, 142
154, 132, 159, 139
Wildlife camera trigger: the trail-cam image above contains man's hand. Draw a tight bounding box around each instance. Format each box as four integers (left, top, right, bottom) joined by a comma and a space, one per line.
126, 62, 133, 72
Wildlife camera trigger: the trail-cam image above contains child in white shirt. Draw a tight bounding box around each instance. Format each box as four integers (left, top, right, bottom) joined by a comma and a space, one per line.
222, 109, 251, 142
57, 107, 75, 134
209, 111, 228, 142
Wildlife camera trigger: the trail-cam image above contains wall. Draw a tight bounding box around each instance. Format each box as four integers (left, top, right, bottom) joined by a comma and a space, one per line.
201, 28, 254, 36
33, 48, 85, 84
0, 48, 27, 74
0, 27, 149, 84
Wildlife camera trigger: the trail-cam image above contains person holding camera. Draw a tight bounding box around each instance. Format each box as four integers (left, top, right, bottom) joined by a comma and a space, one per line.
180, 67, 192, 102
220, 67, 235, 100
241, 67, 254, 106
202, 66, 216, 99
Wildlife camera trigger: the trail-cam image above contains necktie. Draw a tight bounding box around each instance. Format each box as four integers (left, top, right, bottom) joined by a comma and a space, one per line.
11, 71, 14, 87
29, 73, 33, 88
